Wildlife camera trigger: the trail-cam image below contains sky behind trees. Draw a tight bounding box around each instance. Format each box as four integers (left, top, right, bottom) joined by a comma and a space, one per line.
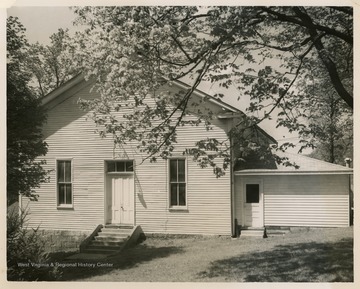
4, 2, 357, 155
5, 5, 294, 146
7, 6, 77, 45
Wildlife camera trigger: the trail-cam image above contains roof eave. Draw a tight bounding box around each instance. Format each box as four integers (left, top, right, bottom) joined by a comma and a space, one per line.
41, 74, 239, 113
172, 79, 239, 113
234, 170, 353, 176
41, 74, 85, 106
218, 111, 277, 144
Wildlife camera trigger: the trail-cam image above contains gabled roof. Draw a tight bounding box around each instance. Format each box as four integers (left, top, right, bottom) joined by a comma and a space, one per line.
172, 79, 239, 113
235, 150, 353, 175
41, 73, 276, 143
41, 74, 238, 112
41, 73, 84, 106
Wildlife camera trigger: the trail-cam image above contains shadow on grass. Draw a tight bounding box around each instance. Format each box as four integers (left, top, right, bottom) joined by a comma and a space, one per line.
47, 250, 79, 260
58, 243, 184, 281
198, 238, 353, 282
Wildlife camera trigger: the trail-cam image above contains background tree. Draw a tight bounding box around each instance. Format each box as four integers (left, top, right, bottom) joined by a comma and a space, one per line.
253, 7, 353, 162
307, 90, 353, 164
65, 7, 353, 175
25, 28, 78, 97
7, 16, 48, 204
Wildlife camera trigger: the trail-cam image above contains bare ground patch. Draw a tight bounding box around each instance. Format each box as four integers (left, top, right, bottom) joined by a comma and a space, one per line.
51, 227, 353, 282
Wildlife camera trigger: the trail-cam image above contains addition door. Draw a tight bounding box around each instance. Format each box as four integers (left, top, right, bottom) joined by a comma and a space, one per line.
243, 181, 263, 227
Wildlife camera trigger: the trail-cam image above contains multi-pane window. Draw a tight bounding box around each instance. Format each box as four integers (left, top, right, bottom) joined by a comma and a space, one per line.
107, 160, 134, 173
57, 160, 72, 206
246, 184, 260, 203
169, 159, 186, 207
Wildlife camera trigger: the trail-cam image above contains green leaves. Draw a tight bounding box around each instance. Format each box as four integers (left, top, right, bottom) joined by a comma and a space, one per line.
7, 16, 28, 59
22, 28, 79, 97
7, 17, 49, 204
65, 6, 352, 175
185, 138, 230, 178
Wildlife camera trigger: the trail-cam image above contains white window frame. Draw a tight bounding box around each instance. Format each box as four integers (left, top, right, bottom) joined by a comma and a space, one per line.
168, 157, 188, 210
56, 159, 74, 209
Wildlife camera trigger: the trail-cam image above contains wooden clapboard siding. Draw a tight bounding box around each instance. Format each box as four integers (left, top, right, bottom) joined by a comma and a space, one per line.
263, 175, 349, 227
134, 118, 232, 235
23, 80, 232, 235
234, 176, 244, 225
234, 175, 350, 228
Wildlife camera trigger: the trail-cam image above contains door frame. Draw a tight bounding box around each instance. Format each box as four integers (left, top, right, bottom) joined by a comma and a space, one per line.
241, 178, 264, 227
103, 160, 135, 225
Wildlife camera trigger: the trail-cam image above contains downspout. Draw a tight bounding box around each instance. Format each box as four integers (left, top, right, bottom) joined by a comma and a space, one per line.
349, 173, 353, 226
345, 158, 353, 226
229, 119, 236, 237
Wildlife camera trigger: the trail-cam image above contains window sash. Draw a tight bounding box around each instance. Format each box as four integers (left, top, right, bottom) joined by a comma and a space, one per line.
107, 160, 134, 173
169, 159, 186, 207
58, 183, 72, 205
246, 184, 260, 203
57, 160, 72, 206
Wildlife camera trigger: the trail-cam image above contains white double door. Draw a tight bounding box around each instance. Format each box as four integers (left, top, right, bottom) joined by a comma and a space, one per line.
106, 175, 134, 225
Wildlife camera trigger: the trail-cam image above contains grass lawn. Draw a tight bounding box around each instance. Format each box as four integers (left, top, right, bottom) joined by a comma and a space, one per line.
53, 227, 353, 282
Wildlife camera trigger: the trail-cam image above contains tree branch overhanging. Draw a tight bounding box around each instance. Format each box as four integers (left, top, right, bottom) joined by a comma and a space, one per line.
260, 7, 353, 45
69, 6, 353, 176
328, 6, 353, 16
292, 7, 353, 109
140, 57, 212, 164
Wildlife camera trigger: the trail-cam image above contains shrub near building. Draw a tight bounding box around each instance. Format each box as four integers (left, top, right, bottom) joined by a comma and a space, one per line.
7, 208, 61, 281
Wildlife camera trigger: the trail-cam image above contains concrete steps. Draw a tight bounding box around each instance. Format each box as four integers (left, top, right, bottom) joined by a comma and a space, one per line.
240, 227, 266, 238
80, 225, 134, 254
236, 226, 290, 238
